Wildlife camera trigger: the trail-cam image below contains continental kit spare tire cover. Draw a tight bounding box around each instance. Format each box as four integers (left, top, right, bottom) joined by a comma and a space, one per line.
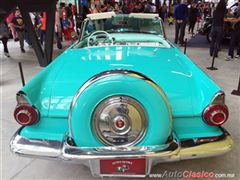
69, 71, 172, 147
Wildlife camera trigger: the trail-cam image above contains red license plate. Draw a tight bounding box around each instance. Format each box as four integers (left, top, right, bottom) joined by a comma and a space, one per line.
100, 158, 146, 176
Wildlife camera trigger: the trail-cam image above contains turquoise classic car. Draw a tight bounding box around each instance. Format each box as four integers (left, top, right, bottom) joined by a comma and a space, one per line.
10, 12, 233, 177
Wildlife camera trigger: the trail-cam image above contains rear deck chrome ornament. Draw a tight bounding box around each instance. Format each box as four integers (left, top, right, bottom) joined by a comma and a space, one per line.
92, 96, 147, 146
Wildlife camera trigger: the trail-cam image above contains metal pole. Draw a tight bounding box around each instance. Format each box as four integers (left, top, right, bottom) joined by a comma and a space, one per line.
231, 75, 240, 96
206, 44, 218, 70
19, 7, 45, 67
18, 62, 25, 86
45, 0, 57, 65
184, 38, 187, 54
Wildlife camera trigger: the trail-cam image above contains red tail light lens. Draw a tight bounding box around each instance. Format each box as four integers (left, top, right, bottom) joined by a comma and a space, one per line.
203, 104, 229, 126
14, 104, 39, 126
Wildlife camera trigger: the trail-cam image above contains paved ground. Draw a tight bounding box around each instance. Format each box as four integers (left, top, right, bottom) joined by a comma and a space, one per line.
1, 23, 239, 180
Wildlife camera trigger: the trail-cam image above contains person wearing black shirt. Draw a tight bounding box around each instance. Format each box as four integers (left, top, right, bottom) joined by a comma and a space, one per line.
225, 2, 240, 61
209, 0, 227, 57
0, 20, 10, 57
12, 9, 25, 53
188, 3, 199, 36
174, 0, 188, 45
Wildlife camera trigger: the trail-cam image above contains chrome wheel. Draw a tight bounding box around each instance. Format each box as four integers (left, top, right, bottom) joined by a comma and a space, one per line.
92, 96, 147, 146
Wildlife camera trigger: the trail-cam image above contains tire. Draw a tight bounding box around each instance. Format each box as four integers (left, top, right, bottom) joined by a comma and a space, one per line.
69, 72, 172, 147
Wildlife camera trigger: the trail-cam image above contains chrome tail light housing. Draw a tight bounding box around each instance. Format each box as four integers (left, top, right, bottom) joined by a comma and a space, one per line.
14, 91, 39, 126
92, 96, 147, 146
203, 91, 229, 126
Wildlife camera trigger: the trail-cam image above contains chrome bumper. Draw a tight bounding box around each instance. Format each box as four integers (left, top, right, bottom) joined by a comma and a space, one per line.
10, 128, 233, 177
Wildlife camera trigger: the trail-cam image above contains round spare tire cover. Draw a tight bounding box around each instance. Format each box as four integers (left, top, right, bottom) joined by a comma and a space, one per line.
69, 72, 172, 147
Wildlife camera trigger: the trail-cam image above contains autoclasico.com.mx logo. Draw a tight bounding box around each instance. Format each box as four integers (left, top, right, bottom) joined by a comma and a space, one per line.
149, 170, 236, 179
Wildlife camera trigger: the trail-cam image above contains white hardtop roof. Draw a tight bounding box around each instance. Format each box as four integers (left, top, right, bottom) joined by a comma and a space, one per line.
129, 13, 159, 19
87, 12, 116, 20
87, 12, 159, 20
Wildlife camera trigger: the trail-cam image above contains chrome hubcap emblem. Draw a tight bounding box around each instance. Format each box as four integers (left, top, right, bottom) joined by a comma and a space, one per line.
92, 96, 148, 146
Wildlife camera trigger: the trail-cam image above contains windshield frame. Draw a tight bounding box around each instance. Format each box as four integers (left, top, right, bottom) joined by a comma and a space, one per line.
78, 14, 166, 41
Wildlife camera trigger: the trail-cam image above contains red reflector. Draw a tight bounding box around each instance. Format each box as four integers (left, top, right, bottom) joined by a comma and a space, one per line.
115, 119, 125, 129
203, 104, 228, 126
213, 113, 225, 123
14, 104, 39, 126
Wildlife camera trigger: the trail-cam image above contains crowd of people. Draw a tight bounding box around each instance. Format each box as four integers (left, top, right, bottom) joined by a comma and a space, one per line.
0, 2, 78, 57
0, 0, 239, 60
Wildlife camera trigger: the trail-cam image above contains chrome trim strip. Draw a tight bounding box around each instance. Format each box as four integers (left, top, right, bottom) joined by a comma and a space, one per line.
68, 70, 173, 139
79, 19, 88, 41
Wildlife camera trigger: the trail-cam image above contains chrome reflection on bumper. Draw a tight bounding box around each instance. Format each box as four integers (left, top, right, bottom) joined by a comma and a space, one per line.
10, 128, 233, 177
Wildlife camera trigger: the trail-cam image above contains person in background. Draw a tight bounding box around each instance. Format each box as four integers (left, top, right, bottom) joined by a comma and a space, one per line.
39, 12, 47, 45
33, 12, 41, 38
132, 2, 141, 13
188, 3, 198, 37
93, 4, 102, 13
65, 3, 73, 18
6, 12, 18, 41
203, 3, 210, 20
24, 12, 36, 47
82, 6, 90, 19
62, 12, 74, 41
161, 3, 167, 22
225, 1, 240, 61
174, 0, 188, 45
71, 4, 77, 17
12, 9, 25, 53
106, 0, 114, 12
168, 4, 175, 26
150, 2, 157, 13
209, 0, 227, 57
59, 2, 65, 40
195, 3, 201, 31
0, 20, 10, 57
114, 3, 122, 13
122, 0, 130, 14
55, 5, 63, 49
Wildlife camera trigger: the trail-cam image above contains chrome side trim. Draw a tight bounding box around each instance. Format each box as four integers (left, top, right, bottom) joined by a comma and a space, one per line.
68, 70, 172, 138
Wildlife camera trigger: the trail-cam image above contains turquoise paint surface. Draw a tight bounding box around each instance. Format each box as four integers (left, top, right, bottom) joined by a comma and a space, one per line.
47, 45, 219, 117
71, 74, 171, 146
173, 117, 223, 140
20, 117, 68, 141
19, 34, 222, 144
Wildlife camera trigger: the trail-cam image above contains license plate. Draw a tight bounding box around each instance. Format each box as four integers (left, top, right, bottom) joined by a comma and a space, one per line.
100, 158, 146, 176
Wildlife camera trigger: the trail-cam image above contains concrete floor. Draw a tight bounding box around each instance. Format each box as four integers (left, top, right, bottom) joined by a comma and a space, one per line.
1, 24, 239, 180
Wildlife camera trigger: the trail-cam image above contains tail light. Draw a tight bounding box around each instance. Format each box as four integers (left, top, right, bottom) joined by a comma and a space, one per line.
203, 104, 229, 126
14, 104, 39, 126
